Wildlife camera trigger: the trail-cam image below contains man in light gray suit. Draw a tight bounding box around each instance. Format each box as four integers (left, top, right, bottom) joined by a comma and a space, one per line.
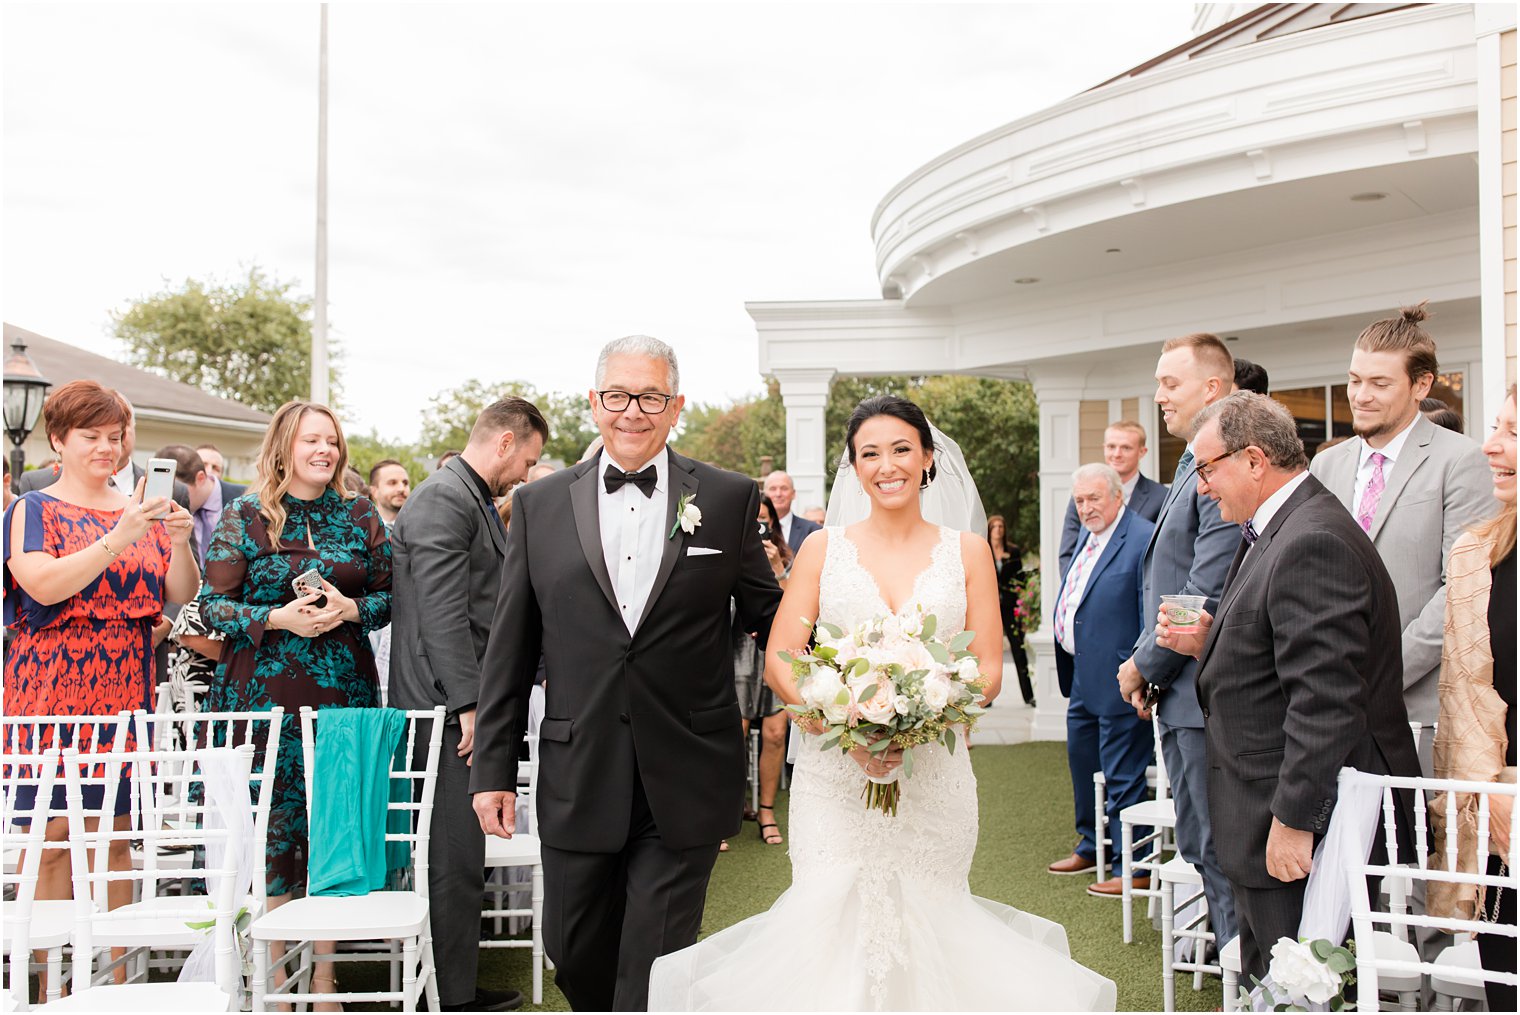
1308, 304, 1494, 774
1101, 334, 1240, 951
388, 397, 548, 1013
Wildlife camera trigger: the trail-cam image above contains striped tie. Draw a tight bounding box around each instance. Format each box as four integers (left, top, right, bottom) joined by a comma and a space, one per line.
1054, 536, 1099, 651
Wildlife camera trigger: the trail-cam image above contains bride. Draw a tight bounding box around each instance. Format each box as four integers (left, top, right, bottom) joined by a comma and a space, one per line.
649, 395, 1116, 1011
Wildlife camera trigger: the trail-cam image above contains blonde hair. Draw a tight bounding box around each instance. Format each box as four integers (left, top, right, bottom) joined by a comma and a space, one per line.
252, 401, 353, 549
1469, 384, 1517, 567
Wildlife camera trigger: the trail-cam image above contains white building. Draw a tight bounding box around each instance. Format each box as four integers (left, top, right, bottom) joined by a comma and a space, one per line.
5, 323, 272, 483
749, 3, 1517, 738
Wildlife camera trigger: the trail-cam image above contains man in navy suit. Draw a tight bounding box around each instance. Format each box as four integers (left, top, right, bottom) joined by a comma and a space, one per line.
1047, 463, 1155, 877
1059, 421, 1167, 573
764, 470, 821, 553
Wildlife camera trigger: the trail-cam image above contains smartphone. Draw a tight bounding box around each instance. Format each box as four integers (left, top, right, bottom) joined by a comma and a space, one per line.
758, 520, 771, 538
291, 567, 328, 609
143, 458, 177, 517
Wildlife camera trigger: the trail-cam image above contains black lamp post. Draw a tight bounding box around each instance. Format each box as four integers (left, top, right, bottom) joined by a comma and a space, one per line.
3, 338, 52, 490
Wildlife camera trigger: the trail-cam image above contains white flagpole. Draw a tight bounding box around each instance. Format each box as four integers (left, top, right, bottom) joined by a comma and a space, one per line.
310, 2, 330, 405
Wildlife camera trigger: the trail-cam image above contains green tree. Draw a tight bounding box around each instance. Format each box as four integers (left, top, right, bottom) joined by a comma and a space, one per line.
113, 266, 331, 414
674, 379, 787, 475
418, 380, 597, 466
344, 430, 431, 488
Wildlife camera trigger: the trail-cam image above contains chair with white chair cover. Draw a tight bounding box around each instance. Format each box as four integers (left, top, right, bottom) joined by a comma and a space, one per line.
1348, 772, 1518, 1012
2, 713, 133, 1006
248, 706, 446, 1014
480, 735, 546, 1003
128, 707, 281, 912
42, 746, 245, 1012
3, 751, 62, 1011
1117, 716, 1176, 942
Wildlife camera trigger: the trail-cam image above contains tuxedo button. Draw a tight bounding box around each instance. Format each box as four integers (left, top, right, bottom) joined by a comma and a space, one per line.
619, 713, 630, 723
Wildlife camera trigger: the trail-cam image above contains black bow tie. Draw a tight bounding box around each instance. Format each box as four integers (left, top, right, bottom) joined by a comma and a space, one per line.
604, 464, 657, 498
1241, 520, 1259, 545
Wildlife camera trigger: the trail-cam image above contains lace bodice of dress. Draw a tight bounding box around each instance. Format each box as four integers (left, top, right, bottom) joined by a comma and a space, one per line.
817, 524, 967, 636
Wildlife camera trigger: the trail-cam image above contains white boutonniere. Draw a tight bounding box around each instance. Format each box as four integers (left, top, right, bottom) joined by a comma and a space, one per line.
669, 493, 701, 539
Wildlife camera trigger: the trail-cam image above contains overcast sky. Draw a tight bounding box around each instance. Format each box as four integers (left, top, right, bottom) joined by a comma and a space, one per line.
3, 1, 1193, 441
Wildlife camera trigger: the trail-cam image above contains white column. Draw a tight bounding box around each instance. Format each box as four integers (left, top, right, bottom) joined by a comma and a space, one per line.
1026, 368, 1087, 741
775, 369, 836, 511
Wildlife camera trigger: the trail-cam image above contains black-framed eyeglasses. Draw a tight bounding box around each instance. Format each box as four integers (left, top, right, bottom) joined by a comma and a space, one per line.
1195, 446, 1246, 482
596, 390, 675, 414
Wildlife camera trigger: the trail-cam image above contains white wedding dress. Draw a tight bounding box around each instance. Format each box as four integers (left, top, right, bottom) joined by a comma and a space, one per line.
648, 526, 1117, 1012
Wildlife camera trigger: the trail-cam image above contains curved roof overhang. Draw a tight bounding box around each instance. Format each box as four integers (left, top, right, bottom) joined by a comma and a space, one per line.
871, 3, 1478, 308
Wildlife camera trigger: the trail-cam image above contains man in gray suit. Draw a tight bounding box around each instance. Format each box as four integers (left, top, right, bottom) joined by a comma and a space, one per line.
1308, 304, 1493, 773
1165, 392, 1420, 982
1101, 335, 1239, 951
388, 397, 548, 1013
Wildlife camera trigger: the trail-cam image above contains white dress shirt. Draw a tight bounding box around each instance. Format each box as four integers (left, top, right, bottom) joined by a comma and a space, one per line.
1120, 473, 1139, 504
778, 511, 794, 544
1248, 471, 1312, 546
1351, 414, 1419, 510
112, 462, 136, 498
1056, 506, 1125, 654
598, 449, 671, 635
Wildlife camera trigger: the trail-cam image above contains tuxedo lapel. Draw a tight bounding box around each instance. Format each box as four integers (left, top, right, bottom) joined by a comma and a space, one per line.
569, 458, 620, 618
639, 449, 698, 634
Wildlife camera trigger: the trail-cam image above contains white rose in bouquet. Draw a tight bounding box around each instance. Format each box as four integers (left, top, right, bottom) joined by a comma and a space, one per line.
804, 666, 849, 723
921, 671, 952, 712
956, 657, 981, 685
1268, 938, 1339, 1005
899, 611, 924, 639
892, 694, 912, 716
897, 639, 937, 675
851, 674, 899, 725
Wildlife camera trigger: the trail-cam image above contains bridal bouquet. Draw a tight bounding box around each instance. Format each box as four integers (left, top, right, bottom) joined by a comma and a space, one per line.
779, 607, 986, 816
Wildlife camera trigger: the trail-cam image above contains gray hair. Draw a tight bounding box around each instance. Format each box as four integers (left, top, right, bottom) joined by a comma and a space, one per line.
595, 335, 680, 394
1071, 462, 1123, 499
1194, 391, 1308, 470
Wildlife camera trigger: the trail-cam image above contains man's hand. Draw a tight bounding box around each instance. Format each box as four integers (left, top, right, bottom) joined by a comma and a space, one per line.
1265, 816, 1315, 882
1155, 605, 1213, 658
1117, 657, 1149, 715
457, 709, 476, 761
474, 790, 516, 839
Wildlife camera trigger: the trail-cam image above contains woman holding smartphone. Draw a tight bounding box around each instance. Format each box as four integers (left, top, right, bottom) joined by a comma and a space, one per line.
3, 381, 198, 927
201, 400, 390, 1000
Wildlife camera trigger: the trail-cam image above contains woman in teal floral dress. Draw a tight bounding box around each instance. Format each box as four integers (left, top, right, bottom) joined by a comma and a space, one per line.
201, 401, 391, 914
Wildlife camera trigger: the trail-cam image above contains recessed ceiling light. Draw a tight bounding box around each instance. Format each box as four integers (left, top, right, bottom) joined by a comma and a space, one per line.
1105, 248, 1121, 254
1224, 336, 1239, 342
1014, 277, 1040, 285
1350, 192, 1388, 202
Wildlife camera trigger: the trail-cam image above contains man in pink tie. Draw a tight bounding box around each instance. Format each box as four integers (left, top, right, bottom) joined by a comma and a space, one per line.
1307, 302, 1493, 774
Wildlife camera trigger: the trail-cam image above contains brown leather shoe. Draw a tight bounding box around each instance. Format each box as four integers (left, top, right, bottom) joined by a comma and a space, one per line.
1047, 853, 1098, 875
1087, 874, 1149, 896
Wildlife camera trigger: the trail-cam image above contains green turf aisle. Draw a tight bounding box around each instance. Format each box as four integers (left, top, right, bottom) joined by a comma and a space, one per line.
352, 742, 1219, 1011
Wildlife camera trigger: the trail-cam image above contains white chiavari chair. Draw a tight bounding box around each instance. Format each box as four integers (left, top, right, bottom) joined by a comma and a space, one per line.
481, 735, 546, 1003
248, 706, 445, 1013
3, 751, 61, 1011
42, 746, 244, 1012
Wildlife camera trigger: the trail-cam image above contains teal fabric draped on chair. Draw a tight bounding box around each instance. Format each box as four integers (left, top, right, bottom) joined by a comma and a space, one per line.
309, 707, 411, 897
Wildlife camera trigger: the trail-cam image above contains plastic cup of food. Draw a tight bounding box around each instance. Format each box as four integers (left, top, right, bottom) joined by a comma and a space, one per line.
1160, 594, 1207, 634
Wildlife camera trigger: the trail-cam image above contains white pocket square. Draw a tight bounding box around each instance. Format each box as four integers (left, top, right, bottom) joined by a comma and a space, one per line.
686, 547, 722, 557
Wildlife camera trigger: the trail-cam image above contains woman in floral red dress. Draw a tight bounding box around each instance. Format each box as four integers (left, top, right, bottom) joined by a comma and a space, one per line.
3, 380, 200, 910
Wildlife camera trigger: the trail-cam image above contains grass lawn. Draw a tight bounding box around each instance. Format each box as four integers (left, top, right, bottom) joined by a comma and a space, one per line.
356, 741, 1222, 1011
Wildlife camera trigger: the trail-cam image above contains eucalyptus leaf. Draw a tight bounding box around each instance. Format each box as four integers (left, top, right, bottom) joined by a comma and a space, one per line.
815, 646, 838, 661
850, 657, 870, 677
949, 631, 974, 652
902, 747, 915, 778
835, 689, 851, 706
777, 650, 796, 666
868, 737, 894, 753
1310, 939, 1332, 962
817, 620, 844, 639
926, 642, 951, 665
1327, 951, 1353, 974
859, 683, 878, 702
819, 732, 843, 750
850, 728, 870, 746
944, 729, 956, 754
920, 615, 937, 640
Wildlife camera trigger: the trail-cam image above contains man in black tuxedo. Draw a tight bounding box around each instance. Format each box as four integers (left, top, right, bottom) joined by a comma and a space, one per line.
1058, 421, 1166, 572
470, 336, 783, 1011
1161, 392, 1420, 982
763, 469, 821, 553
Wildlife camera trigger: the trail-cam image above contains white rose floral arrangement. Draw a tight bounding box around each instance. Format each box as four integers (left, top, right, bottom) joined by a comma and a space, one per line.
779, 606, 986, 816
1240, 936, 1356, 1012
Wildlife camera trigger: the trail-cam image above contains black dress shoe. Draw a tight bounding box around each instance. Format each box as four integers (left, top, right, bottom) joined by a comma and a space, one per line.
441, 986, 525, 1012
